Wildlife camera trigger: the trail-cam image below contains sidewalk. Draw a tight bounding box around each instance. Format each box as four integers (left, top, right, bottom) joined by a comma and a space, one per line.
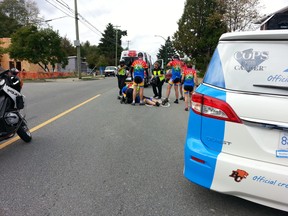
24, 76, 105, 83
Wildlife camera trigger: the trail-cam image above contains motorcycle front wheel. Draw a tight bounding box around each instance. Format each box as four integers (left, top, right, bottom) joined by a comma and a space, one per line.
17, 122, 32, 142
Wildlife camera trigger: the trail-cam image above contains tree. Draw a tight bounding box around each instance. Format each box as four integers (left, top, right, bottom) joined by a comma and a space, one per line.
0, 0, 40, 26
61, 36, 76, 56
156, 36, 176, 66
0, 12, 22, 37
9, 25, 68, 72
0, 0, 41, 37
223, 0, 261, 32
173, 0, 227, 72
98, 23, 127, 66
80, 41, 100, 69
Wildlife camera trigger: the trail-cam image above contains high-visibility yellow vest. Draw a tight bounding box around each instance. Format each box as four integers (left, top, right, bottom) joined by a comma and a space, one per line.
118, 67, 126, 76
153, 70, 164, 81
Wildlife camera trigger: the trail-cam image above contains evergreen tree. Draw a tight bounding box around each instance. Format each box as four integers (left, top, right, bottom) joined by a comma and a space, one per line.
98, 23, 127, 66
61, 36, 76, 56
156, 36, 176, 67
81, 40, 100, 69
173, 0, 227, 72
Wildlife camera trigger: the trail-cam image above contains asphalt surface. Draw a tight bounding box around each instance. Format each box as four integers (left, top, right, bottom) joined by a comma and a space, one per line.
0, 77, 286, 216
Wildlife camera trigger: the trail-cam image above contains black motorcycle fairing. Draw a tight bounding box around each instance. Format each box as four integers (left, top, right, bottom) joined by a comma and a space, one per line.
0, 95, 22, 135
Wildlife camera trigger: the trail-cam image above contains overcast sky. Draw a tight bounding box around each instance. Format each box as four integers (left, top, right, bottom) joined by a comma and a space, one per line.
35, 0, 288, 61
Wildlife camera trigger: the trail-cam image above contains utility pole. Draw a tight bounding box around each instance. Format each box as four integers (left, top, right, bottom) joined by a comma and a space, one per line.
126, 40, 131, 50
114, 25, 120, 66
74, 0, 81, 79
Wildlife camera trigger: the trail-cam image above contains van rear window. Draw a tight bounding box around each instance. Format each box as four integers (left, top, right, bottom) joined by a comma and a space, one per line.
204, 41, 288, 96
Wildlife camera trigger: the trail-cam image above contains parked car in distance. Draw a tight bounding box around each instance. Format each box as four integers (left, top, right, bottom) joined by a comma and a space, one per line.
184, 30, 288, 212
104, 66, 117, 77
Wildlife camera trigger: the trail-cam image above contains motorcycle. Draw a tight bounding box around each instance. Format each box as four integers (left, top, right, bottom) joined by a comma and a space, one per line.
0, 69, 32, 142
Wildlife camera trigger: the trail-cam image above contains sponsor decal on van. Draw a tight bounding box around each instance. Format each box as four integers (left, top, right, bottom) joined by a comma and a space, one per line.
234, 48, 269, 72
229, 169, 249, 182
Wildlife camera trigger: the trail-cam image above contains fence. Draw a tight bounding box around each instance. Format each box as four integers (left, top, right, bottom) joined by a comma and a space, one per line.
18, 72, 75, 80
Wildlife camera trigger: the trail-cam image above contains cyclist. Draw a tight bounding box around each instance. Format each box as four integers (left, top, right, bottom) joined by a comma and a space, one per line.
181, 63, 198, 111
129, 52, 148, 106
162, 54, 184, 105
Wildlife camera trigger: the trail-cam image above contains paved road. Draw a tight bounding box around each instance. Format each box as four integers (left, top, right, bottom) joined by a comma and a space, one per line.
0, 78, 286, 216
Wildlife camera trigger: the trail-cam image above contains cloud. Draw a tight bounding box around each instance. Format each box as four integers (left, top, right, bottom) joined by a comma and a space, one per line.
35, 0, 288, 61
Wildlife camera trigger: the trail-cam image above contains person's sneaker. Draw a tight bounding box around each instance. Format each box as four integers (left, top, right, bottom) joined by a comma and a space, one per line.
139, 102, 145, 105
155, 101, 160, 107
131, 102, 135, 106
153, 95, 158, 98
185, 107, 189, 111
117, 95, 121, 100
174, 99, 179, 104
162, 98, 168, 105
179, 96, 184, 100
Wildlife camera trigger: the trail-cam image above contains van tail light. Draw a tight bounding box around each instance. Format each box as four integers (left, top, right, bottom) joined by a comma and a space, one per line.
191, 92, 242, 123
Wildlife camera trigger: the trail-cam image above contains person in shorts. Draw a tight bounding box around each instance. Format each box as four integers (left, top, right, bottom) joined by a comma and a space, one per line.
181, 62, 198, 111
179, 62, 187, 101
129, 52, 148, 106
162, 54, 185, 105
143, 96, 160, 107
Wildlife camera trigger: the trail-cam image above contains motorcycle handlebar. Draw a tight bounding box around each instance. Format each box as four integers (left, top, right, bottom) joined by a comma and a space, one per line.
0, 70, 10, 77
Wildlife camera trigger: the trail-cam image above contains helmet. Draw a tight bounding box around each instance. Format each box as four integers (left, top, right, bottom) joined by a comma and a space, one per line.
173, 54, 179, 60
138, 52, 143, 58
10, 68, 19, 75
120, 60, 125, 64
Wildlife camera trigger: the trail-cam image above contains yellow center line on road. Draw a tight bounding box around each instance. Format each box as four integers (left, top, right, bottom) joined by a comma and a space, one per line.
0, 94, 101, 150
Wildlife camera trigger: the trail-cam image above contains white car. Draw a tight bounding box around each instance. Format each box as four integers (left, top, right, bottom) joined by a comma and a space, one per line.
184, 30, 288, 212
104, 66, 117, 77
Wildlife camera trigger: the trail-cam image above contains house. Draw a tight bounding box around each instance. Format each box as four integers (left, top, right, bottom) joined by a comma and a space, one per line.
57, 56, 88, 73
1, 38, 88, 73
256, 6, 288, 30
0, 38, 54, 72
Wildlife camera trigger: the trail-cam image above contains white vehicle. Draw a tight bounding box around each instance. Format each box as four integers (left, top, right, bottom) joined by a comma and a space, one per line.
104, 66, 117, 77
184, 30, 288, 212
120, 50, 152, 87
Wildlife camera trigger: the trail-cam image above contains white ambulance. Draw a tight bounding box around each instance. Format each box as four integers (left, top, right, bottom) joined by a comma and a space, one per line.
120, 50, 152, 87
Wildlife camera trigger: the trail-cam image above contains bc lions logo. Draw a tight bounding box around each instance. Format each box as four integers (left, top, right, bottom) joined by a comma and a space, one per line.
229, 169, 249, 182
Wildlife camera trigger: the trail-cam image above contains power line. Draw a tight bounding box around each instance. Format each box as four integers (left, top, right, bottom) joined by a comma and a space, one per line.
44, 0, 74, 18
43, 0, 119, 45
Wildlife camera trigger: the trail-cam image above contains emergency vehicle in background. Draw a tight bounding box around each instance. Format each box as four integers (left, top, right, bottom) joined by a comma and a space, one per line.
120, 50, 152, 87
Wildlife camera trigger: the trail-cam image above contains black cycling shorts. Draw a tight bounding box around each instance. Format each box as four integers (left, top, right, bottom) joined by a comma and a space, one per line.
173, 77, 180, 83
134, 76, 143, 84
184, 85, 194, 92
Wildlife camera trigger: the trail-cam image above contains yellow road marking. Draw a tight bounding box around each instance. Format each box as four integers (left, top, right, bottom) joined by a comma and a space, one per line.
0, 94, 101, 150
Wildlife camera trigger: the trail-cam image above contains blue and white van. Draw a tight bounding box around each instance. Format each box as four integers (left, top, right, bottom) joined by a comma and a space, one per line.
184, 30, 288, 212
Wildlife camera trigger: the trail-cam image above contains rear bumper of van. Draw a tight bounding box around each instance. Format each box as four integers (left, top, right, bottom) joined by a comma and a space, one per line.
184, 136, 288, 212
